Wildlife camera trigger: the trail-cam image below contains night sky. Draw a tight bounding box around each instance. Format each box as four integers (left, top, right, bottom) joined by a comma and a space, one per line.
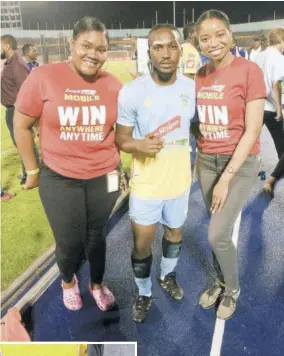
18, 1, 284, 30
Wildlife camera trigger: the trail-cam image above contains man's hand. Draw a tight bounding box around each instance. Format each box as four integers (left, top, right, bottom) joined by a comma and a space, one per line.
22, 174, 39, 190
210, 179, 229, 214
136, 133, 164, 157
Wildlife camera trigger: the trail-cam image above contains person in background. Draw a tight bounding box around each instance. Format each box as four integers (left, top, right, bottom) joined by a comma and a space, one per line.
179, 22, 202, 79
116, 24, 196, 323
230, 36, 247, 58
255, 27, 284, 159
195, 9, 266, 320
13, 17, 122, 312
22, 44, 40, 137
263, 153, 284, 196
22, 44, 39, 71
248, 34, 267, 62
1, 34, 40, 185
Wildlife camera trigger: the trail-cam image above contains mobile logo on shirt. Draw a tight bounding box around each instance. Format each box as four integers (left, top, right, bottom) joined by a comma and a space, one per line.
64, 88, 100, 102
198, 85, 225, 100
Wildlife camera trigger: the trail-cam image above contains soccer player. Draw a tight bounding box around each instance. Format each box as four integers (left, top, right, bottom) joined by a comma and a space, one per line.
22, 44, 39, 71
195, 9, 266, 320
115, 24, 196, 322
1, 34, 40, 185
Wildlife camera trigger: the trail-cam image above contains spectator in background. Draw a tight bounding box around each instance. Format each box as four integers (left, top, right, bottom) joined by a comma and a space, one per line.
230, 36, 247, 58
255, 27, 284, 196
179, 22, 202, 79
22, 44, 39, 71
255, 27, 284, 159
0, 34, 40, 185
248, 34, 267, 62
22, 44, 40, 137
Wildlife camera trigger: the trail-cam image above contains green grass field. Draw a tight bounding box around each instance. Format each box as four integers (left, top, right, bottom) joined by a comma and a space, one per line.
1, 61, 133, 290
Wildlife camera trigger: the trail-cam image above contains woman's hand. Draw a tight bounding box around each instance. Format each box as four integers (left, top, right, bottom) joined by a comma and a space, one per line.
210, 179, 230, 214
22, 174, 39, 190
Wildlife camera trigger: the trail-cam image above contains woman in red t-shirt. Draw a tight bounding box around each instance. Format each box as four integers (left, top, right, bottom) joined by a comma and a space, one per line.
193, 10, 266, 320
14, 17, 123, 312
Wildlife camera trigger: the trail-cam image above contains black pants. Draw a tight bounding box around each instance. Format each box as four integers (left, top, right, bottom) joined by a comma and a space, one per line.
271, 153, 284, 180
5, 106, 40, 179
87, 345, 104, 356
39, 164, 119, 283
263, 111, 284, 159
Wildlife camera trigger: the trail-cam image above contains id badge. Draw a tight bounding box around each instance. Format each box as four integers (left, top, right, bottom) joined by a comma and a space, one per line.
107, 170, 119, 193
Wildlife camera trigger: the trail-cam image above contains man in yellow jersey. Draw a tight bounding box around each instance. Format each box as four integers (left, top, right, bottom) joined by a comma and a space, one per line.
179, 23, 201, 79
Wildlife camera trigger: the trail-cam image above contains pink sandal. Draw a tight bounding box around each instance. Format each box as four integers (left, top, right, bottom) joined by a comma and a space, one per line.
89, 283, 116, 311
62, 275, 82, 311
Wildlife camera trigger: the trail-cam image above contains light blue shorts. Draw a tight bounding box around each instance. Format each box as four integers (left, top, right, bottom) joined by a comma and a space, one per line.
129, 189, 190, 228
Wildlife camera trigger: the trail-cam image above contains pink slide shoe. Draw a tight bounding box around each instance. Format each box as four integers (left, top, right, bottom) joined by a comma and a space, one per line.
62, 275, 83, 311
89, 283, 116, 311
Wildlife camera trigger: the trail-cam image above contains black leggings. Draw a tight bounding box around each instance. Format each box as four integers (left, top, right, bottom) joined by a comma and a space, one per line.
263, 111, 284, 159
39, 164, 119, 284
271, 153, 284, 180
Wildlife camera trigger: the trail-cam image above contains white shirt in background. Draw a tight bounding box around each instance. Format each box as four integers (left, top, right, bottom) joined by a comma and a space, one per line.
249, 47, 262, 62
255, 47, 284, 112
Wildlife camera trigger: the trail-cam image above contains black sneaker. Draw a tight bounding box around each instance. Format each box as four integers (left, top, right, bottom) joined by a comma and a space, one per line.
132, 295, 152, 323
158, 272, 184, 301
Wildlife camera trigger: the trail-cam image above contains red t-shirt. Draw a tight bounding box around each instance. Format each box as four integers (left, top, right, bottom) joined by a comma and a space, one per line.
196, 57, 267, 155
15, 62, 122, 179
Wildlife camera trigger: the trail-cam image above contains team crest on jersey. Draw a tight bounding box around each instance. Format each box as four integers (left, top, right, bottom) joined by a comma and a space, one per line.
144, 97, 152, 108
180, 93, 190, 107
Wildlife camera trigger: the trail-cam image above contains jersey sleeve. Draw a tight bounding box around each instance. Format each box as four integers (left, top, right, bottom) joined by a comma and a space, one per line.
246, 61, 267, 103
117, 85, 137, 127
15, 67, 44, 118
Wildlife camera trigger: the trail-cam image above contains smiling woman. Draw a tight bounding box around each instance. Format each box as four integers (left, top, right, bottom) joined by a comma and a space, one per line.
12, 15, 124, 318
69, 17, 109, 79
193, 9, 267, 321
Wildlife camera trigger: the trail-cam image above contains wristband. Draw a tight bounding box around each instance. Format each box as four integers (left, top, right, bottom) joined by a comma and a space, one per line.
26, 168, 40, 176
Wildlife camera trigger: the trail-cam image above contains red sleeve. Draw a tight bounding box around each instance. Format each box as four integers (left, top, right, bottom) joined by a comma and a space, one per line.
246, 61, 267, 103
15, 67, 44, 118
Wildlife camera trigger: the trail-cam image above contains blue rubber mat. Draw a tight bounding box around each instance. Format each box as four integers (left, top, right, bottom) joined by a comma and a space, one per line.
31, 127, 284, 356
